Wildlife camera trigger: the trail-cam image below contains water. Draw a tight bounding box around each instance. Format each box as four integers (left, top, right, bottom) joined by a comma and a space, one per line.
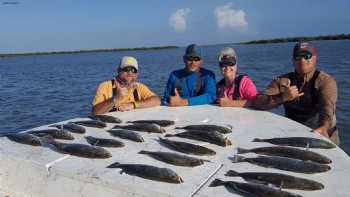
0, 40, 349, 154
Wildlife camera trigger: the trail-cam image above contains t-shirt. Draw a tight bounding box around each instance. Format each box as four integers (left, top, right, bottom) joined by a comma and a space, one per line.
217, 75, 257, 100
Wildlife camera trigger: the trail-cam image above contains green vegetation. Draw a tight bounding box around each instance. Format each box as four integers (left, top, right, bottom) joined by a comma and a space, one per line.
242, 33, 350, 44
0, 45, 178, 58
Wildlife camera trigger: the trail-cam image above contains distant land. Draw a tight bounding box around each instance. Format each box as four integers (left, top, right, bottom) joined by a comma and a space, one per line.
242, 33, 350, 44
0, 46, 178, 58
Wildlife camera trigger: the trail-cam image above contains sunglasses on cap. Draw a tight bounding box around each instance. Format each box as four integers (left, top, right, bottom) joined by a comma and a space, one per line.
294, 51, 313, 61
186, 56, 201, 62
121, 66, 137, 73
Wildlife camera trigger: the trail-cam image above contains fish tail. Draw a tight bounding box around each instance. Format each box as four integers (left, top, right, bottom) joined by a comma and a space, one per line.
236, 147, 250, 154
106, 162, 120, 168
164, 134, 175, 137
209, 179, 225, 187
225, 170, 239, 177
252, 138, 264, 142
232, 155, 246, 163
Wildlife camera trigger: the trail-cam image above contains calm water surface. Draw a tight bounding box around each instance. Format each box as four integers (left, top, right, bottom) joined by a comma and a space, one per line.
0, 40, 349, 154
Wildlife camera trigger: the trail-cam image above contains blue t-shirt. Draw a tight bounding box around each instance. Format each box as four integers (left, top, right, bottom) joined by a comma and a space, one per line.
162, 68, 216, 106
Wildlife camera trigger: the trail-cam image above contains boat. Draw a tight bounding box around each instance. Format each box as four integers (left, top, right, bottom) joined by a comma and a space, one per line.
1, 105, 349, 197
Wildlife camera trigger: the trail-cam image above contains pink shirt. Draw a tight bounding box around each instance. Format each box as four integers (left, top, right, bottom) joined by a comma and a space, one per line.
217, 75, 258, 100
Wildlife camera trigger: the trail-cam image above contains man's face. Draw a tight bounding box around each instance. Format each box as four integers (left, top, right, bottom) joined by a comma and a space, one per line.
117, 66, 138, 87
184, 56, 202, 72
293, 51, 317, 74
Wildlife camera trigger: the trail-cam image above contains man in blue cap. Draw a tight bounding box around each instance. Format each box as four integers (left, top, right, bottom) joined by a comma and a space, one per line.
162, 44, 216, 106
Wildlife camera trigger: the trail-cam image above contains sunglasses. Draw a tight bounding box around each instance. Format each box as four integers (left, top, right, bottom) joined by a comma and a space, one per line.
294, 52, 313, 61
186, 56, 201, 62
121, 66, 137, 73
219, 61, 236, 68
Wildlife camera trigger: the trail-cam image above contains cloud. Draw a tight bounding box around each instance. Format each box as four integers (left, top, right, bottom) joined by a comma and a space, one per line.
169, 8, 191, 32
214, 3, 248, 31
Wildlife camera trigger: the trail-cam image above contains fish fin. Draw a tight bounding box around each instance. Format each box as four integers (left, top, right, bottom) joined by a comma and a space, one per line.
164, 134, 175, 137
225, 170, 239, 177
209, 179, 225, 187
112, 125, 121, 129
252, 138, 264, 142
138, 150, 150, 155
106, 162, 120, 168
232, 155, 246, 163
174, 127, 182, 129
236, 147, 250, 154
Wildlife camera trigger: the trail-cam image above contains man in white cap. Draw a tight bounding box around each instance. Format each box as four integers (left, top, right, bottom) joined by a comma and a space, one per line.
92, 56, 160, 114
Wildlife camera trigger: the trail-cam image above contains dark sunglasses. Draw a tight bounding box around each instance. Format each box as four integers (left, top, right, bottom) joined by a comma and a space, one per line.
219, 61, 236, 68
186, 56, 201, 62
121, 66, 137, 73
294, 51, 313, 61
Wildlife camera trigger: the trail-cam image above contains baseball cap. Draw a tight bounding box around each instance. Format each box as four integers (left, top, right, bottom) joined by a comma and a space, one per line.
119, 56, 138, 70
293, 41, 317, 57
218, 47, 237, 64
184, 44, 202, 58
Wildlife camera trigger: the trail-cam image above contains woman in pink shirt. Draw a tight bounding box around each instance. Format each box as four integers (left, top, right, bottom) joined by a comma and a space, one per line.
216, 47, 258, 107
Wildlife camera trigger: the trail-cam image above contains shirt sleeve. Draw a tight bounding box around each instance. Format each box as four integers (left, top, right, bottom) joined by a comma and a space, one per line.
187, 72, 216, 105
92, 81, 112, 107
138, 83, 156, 100
252, 78, 284, 110
162, 72, 176, 105
317, 75, 337, 129
240, 76, 258, 100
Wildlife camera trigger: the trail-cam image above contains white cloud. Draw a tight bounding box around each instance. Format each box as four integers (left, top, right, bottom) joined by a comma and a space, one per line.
214, 3, 248, 31
169, 8, 191, 32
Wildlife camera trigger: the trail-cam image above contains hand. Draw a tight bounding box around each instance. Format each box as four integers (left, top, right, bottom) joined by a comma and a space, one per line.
281, 85, 304, 102
313, 127, 330, 138
218, 91, 232, 107
169, 88, 188, 107
114, 79, 129, 99
117, 102, 134, 112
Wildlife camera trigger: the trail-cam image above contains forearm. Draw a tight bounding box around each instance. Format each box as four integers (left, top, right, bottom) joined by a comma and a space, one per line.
188, 93, 216, 106
224, 99, 253, 108
92, 98, 115, 115
136, 96, 161, 109
252, 94, 284, 110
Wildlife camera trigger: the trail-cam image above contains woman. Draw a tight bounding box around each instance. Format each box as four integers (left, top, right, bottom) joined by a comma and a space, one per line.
216, 47, 258, 107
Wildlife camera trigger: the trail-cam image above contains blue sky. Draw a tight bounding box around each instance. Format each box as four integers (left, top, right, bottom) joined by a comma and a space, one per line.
1, 0, 350, 53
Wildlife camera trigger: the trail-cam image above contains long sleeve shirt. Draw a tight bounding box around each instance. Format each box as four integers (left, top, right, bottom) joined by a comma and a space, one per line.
162, 68, 216, 106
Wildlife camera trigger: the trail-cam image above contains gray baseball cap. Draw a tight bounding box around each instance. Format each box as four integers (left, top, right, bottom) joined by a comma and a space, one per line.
184, 44, 202, 58
218, 47, 237, 64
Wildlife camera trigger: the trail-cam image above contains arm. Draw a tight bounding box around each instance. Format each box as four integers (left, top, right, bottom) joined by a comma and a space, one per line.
314, 76, 337, 137
162, 73, 175, 105
136, 84, 161, 108
92, 82, 116, 115
187, 73, 216, 105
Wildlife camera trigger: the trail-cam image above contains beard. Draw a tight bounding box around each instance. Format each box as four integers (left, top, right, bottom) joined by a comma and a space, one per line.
117, 76, 136, 88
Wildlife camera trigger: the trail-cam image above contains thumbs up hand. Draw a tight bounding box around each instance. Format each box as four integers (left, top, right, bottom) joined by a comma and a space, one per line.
218, 91, 232, 107
169, 88, 188, 107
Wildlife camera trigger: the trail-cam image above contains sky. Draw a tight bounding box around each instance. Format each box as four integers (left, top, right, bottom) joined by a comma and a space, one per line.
1, 0, 350, 53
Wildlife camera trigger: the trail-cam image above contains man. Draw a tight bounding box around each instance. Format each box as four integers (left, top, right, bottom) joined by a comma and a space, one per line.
216, 47, 258, 107
162, 44, 216, 106
92, 56, 160, 114
253, 41, 339, 145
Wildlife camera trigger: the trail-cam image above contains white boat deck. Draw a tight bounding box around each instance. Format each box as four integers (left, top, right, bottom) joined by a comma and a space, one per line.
1, 105, 349, 197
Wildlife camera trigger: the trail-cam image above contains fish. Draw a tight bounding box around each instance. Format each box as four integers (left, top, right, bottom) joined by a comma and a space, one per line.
113, 123, 165, 133
225, 170, 324, 190
28, 129, 74, 140
41, 137, 112, 159
158, 137, 216, 156
107, 129, 144, 142
49, 122, 86, 134
6, 133, 42, 146
85, 136, 124, 148
127, 120, 175, 127
209, 179, 302, 197
253, 137, 336, 149
106, 162, 183, 184
233, 155, 331, 174
176, 124, 232, 134
89, 114, 122, 124
73, 120, 107, 128
165, 130, 232, 147
237, 146, 332, 164
138, 150, 209, 167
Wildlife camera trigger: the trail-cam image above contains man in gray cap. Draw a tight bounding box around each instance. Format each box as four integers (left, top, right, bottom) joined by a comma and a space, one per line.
253, 41, 339, 145
92, 56, 160, 114
162, 44, 216, 106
